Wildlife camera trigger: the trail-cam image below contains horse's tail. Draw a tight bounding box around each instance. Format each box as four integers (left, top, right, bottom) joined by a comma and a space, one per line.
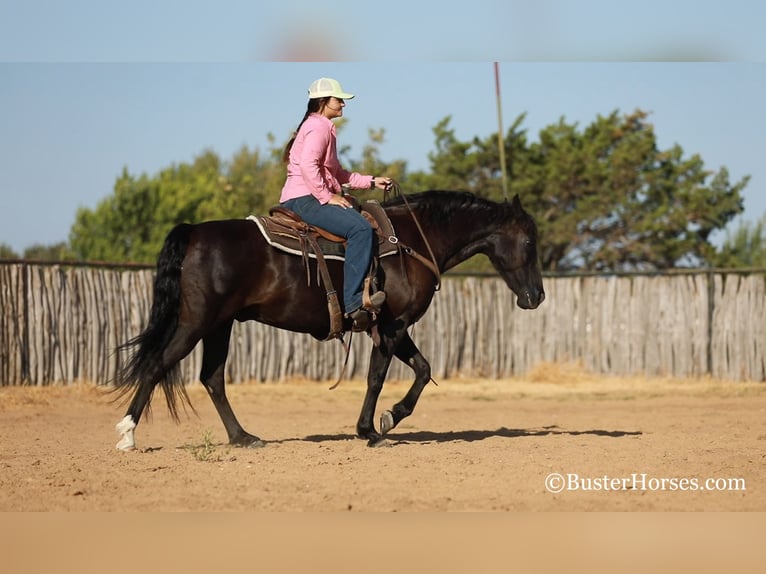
113, 223, 194, 421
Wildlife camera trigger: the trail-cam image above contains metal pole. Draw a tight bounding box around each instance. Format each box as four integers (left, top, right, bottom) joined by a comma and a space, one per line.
494, 62, 509, 201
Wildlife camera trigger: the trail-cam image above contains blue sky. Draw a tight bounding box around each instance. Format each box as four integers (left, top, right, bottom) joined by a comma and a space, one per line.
1, 1, 765, 253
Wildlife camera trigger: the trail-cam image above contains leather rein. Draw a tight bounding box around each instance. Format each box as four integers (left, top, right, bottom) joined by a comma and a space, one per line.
384, 181, 441, 291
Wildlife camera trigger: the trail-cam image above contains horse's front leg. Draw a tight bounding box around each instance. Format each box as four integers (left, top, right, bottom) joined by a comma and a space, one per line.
357, 344, 394, 447
380, 332, 432, 436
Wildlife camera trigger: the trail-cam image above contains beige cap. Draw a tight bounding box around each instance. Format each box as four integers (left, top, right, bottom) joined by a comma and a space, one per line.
307, 77, 355, 100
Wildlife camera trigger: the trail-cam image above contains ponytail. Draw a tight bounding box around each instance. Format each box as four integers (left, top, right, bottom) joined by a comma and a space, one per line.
282, 98, 327, 163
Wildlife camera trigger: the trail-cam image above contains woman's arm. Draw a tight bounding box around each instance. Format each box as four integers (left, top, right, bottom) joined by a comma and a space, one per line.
298, 126, 335, 204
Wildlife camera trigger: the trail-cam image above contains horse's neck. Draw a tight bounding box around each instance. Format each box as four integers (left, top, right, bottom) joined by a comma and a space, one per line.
442, 224, 493, 271
410, 206, 497, 272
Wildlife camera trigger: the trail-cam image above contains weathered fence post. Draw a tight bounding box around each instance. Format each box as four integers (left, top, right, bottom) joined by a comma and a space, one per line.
2, 262, 765, 385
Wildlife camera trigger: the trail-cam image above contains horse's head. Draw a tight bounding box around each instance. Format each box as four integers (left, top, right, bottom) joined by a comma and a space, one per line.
485, 194, 545, 310
383, 189, 545, 310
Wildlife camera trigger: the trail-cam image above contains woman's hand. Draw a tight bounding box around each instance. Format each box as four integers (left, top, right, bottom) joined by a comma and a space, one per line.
327, 194, 353, 209
372, 177, 393, 191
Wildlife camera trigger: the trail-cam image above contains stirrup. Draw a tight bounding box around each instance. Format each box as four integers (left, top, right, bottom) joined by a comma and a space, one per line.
365, 290, 386, 312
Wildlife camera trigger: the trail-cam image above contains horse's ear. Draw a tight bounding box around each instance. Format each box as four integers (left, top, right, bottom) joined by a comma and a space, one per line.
511, 193, 523, 213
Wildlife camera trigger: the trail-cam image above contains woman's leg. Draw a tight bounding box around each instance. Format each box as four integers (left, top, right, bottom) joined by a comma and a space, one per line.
282, 195, 373, 312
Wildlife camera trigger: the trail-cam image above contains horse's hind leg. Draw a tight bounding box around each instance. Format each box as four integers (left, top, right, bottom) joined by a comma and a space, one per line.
116, 324, 202, 451
200, 320, 264, 448
380, 333, 432, 436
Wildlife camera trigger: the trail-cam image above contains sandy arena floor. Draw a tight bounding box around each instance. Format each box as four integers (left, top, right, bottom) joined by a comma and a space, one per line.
1, 364, 764, 511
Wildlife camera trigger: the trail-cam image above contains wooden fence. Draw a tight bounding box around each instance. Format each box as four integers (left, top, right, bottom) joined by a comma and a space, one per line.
1, 263, 764, 385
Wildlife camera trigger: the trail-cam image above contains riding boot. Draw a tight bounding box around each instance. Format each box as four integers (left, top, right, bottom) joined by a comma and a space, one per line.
349, 309, 371, 332
348, 291, 386, 332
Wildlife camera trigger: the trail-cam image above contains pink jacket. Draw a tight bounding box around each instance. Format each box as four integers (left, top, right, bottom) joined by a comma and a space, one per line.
280, 113, 373, 204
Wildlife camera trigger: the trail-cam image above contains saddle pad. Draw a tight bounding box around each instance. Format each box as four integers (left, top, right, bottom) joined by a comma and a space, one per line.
247, 214, 346, 260
247, 200, 399, 261
247, 200, 399, 262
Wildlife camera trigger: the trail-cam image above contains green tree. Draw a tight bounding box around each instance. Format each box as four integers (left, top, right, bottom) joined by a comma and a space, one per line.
404, 114, 529, 200
224, 139, 286, 214
0, 243, 19, 259
346, 127, 408, 198
512, 110, 746, 271
69, 141, 290, 263
23, 242, 72, 261
414, 110, 747, 272
714, 214, 766, 268
65, 109, 749, 271
69, 168, 161, 262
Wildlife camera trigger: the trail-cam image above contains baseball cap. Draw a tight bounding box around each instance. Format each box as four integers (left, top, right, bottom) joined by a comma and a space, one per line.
307, 77, 355, 100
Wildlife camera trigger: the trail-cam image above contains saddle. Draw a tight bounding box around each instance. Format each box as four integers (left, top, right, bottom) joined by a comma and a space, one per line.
247, 200, 400, 340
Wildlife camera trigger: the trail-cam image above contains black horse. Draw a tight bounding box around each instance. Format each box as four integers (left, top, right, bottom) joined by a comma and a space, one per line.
113, 190, 545, 450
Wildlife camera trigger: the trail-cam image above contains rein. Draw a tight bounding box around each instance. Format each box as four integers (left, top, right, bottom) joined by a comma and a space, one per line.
385, 181, 442, 291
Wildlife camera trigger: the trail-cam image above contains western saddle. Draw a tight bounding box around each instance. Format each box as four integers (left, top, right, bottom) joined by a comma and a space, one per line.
249, 200, 398, 340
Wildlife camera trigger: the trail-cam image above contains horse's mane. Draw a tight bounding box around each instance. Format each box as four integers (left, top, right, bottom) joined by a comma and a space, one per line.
381, 190, 535, 231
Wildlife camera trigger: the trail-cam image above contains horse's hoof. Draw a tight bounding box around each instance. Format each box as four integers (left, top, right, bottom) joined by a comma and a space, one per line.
115, 439, 136, 452
380, 410, 395, 435
367, 435, 392, 448
233, 435, 265, 449
115, 415, 136, 451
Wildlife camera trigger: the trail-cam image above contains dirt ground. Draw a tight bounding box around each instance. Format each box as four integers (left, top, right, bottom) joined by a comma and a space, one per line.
1, 363, 764, 512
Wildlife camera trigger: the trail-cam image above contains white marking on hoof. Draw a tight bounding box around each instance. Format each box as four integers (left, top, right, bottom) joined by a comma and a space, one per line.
380, 410, 395, 435
115, 415, 136, 451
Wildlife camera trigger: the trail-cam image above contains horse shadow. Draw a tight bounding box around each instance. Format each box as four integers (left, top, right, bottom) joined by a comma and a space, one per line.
297, 425, 642, 445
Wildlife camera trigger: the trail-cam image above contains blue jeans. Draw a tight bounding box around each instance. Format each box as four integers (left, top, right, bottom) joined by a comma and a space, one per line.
281, 195, 373, 313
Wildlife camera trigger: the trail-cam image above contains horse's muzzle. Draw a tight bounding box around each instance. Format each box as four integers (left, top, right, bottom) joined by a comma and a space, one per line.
516, 288, 545, 310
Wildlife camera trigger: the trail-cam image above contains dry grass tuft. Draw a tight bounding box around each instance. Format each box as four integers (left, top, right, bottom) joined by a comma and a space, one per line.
0, 381, 108, 411
524, 360, 596, 385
